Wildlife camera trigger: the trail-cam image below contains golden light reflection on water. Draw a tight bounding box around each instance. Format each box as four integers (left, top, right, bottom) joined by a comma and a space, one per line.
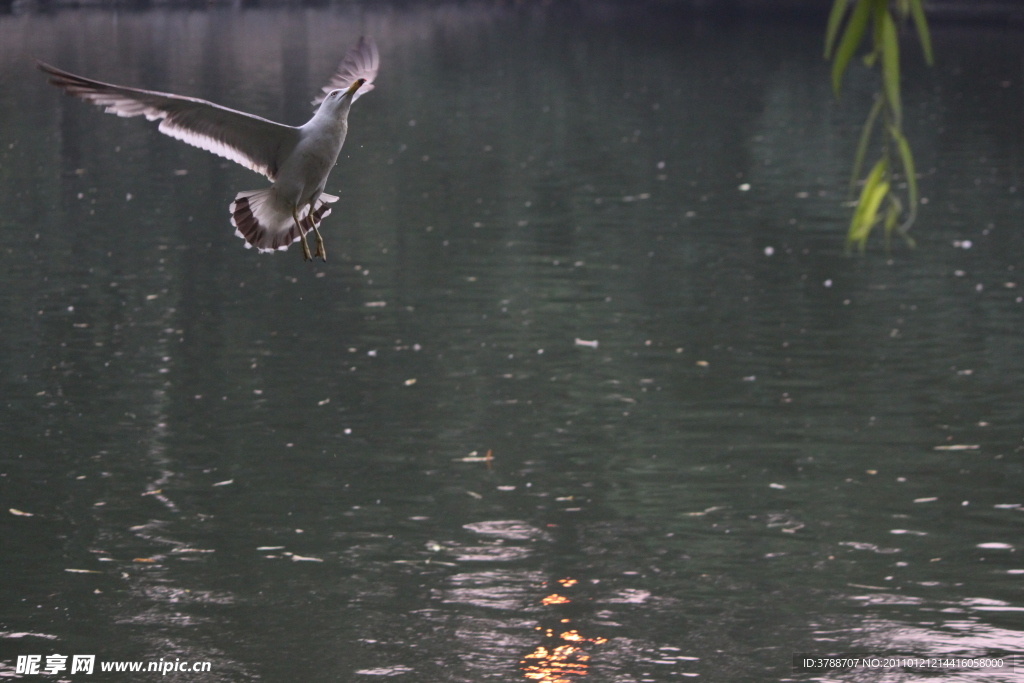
521, 644, 590, 682
541, 593, 572, 606
520, 578, 608, 683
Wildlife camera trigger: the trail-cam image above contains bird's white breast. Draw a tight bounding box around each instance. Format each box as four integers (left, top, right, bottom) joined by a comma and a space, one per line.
275, 118, 349, 206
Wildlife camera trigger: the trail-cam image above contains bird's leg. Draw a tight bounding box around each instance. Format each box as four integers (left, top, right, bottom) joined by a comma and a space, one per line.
311, 220, 327, 262
307, 201, 327, 264
293, 206, 312, 262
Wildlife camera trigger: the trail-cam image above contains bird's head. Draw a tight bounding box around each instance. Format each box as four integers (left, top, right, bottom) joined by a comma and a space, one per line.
321, 78, 367, 116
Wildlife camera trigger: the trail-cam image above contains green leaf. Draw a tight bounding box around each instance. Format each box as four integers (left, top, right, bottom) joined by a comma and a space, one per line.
847, 158, 889, 252
908, 0, 934, 65
880, 9, 902, 126
825, 0, 851, 58
890, 126, 921, 236
883, 196, 900, 250
831, 0, 871, 96
889, 125, 917, 209
850, 96, 884, 197
872, 0, 885, 54
849, 180, 890, 251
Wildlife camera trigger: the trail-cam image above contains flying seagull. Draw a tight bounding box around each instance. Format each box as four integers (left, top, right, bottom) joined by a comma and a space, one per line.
38, 36, 379, 261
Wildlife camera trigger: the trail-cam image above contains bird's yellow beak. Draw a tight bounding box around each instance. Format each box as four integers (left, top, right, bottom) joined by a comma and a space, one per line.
346, 78, 366, 95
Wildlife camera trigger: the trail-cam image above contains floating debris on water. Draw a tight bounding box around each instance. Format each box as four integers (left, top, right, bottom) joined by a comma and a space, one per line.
454, 450, 494, 465
291, 554, 324, 562
574, 338, 599, 349
354, 666, 413, 676
840, 541, 901, 554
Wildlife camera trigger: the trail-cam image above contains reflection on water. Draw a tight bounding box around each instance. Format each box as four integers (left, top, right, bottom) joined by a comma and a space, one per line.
520, 576, 611, 683
520, 642, 599, 683
1, 2, 1024, 681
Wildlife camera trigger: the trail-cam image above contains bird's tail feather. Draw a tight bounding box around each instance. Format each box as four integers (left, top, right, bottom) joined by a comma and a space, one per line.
230, 189, 339, 253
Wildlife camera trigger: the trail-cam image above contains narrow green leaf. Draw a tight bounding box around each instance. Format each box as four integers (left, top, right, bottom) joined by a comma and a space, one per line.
849, 96, 885, 197
860, 157, 887, 205
825, 0, 851, 58
872, 0, 885, 54
831, 0, 871, 96
888, 193, 903, 220
887, 193, 916, 247
847, 158, 888, 251
883, 197, 900, 250
890, 125, 917, 209
888, 125, 921, 237
908, 0, 934, 65
863, 179, 890, 224
880, 10, 902, 125
849, 180, 890, 252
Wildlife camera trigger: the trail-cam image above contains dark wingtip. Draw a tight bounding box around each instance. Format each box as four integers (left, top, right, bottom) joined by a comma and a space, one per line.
35, 59, 60, 75
35, 60, 79, 89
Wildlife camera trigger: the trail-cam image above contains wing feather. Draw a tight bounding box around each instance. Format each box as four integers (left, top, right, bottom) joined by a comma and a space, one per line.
38, 61, 300, 181
312, 36, 379, 107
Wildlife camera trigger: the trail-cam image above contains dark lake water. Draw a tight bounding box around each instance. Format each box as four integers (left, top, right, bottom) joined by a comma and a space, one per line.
2, 3, 1024, 681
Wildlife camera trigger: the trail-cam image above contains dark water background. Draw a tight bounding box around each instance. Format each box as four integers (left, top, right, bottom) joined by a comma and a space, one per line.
1, 3, 1023, 681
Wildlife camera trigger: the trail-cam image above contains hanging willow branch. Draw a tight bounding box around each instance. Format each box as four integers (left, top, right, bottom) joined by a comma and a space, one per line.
825, 0, 933, 252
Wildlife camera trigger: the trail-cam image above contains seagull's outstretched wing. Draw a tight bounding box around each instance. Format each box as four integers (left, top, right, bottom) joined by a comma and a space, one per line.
312, 36, 379, 107
38, 61, 300, 181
